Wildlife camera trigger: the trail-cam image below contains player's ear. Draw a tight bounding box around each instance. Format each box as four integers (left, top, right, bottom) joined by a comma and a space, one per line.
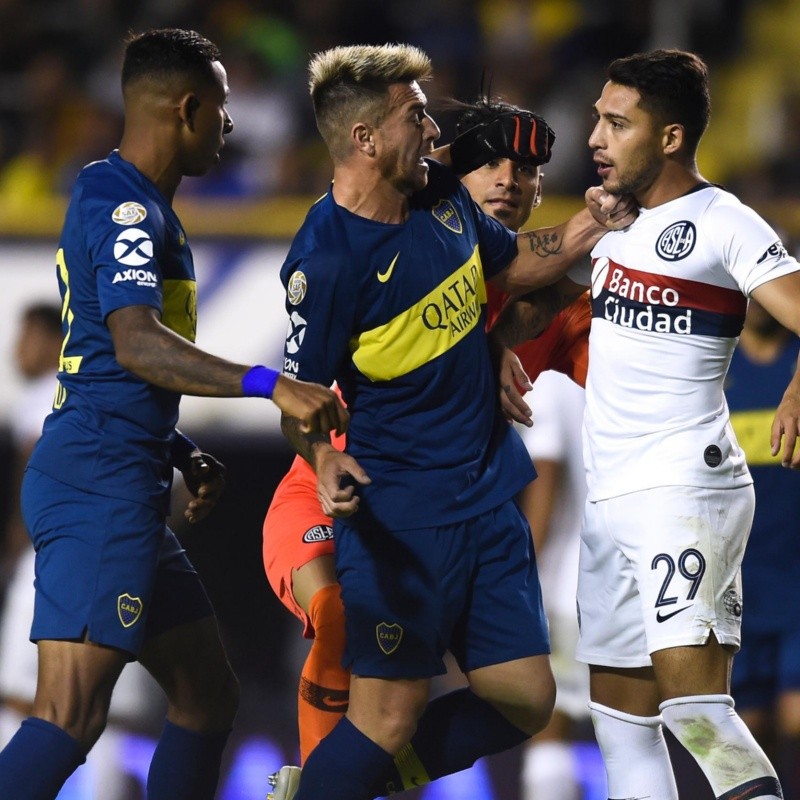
662, 123, 683, 156
179, 94, 200, 130
353, 122, 375, 157
533, 173, 543, 208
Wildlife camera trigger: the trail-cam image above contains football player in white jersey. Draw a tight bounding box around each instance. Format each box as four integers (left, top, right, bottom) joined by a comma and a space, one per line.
496, 49, 800, 800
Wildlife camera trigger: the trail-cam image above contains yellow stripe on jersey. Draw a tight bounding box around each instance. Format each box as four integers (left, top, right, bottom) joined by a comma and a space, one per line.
729, 408, 780, 466
56, 247, 82, 376
350, 245, 486, 382
53, 379, 67, 410
162, 279, 197, 342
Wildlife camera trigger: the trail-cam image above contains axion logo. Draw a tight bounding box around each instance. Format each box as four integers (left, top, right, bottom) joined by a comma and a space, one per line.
112, 268, 158, 286
285, 311, 307, 355
114, 228, 154, 266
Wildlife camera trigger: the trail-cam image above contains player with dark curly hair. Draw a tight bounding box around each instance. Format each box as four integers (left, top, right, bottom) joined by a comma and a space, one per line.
0, 27, 347, 800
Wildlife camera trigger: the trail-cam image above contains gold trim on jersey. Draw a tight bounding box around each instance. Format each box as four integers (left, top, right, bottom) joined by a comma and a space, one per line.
729, 408, 780, 466
350, 245, 486, 381
162, 279, 197, 342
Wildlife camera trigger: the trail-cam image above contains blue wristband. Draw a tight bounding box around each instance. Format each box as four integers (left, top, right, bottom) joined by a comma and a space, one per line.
242, 365, 281, 399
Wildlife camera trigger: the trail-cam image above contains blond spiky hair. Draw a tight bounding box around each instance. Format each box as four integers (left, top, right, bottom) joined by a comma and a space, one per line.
308, 43, 433, 161
309, 44, 432, 95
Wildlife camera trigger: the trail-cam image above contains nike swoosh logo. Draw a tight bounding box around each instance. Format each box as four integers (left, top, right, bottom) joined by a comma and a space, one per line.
377, 251, 400, 283
299, 678, 350, 711
656, 606, 691, 623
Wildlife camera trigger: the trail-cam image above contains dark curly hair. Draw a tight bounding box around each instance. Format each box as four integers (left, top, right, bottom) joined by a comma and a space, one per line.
122, 28, 221, 90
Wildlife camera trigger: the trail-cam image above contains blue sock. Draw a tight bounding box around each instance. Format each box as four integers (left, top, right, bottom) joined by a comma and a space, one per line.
296, 716, 395, 800
377, 688, 530, 794
0, 716, 85, 799
146, 719, 230, 800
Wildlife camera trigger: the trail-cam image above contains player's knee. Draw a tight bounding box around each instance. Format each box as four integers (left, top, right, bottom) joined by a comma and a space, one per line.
352, 704, 421, 753
168, 660, 240, 730
33, 692, 111, 754
348, 685, 428, 753
515, 681, 557, 736
471, 666, 556, 736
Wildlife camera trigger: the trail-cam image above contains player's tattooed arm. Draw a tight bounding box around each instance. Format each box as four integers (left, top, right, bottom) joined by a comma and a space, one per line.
494, 209, 606, 294
493, 190, 635, 295
108, 305, 254, 395
108, 305, 349, 436
490, 285, 562, 349
518, 229, 564, 259
491, 276, 584, 349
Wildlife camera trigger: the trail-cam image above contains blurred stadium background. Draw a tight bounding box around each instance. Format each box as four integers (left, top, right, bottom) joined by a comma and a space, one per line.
0, 0, 798, 797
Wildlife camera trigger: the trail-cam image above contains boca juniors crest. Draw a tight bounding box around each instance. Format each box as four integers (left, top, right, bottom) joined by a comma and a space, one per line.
432, 200, 463, 234
376, 622, 403, 655
117, 593, 143, 628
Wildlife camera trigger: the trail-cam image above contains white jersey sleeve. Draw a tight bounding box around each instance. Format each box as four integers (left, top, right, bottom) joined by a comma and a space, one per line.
703, 193, 800, 296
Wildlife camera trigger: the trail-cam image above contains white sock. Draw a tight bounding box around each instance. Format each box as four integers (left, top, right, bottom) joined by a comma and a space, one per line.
520, 740, 580, 800
589, 701, 678, 800
660, 694, 782, 800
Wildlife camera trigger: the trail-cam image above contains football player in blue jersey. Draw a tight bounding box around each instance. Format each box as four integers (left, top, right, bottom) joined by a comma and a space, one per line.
276, 43, 634, 800
0, 28, 348, 800
727, 299, 800, 799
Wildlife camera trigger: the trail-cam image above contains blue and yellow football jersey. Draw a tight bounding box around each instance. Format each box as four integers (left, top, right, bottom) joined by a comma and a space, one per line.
29, 150, 196, 511
727, 335, 800, 632
280, 159, 535, 529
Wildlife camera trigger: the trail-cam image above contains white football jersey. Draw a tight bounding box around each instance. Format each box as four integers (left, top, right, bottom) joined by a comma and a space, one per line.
581, 184, 799, 500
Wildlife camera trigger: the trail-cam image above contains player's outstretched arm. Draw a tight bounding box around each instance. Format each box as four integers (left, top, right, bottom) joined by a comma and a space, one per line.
494, 189, 636, 295
751, 272, 800, 468
107, 304, 348, 435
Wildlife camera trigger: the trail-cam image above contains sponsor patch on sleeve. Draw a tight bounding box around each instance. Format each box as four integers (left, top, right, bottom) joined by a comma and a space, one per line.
112, 201, 147, 226
287, 270, 307, 305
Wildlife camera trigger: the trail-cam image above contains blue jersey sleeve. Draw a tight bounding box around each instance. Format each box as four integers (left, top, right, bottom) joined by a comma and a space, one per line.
281, 250, 357, 388
80, 187, 166, 321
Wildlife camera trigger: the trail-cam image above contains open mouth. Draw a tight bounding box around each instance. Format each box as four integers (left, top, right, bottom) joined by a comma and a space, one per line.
594, 159, 612, 178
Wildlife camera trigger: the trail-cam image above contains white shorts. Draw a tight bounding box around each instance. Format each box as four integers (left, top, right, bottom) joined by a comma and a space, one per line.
575, 484, 754, 668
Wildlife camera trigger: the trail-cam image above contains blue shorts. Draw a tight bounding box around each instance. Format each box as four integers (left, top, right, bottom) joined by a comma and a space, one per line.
21, 468, 214, 656
335, 498, 549, 679
731, 627, 800, 710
